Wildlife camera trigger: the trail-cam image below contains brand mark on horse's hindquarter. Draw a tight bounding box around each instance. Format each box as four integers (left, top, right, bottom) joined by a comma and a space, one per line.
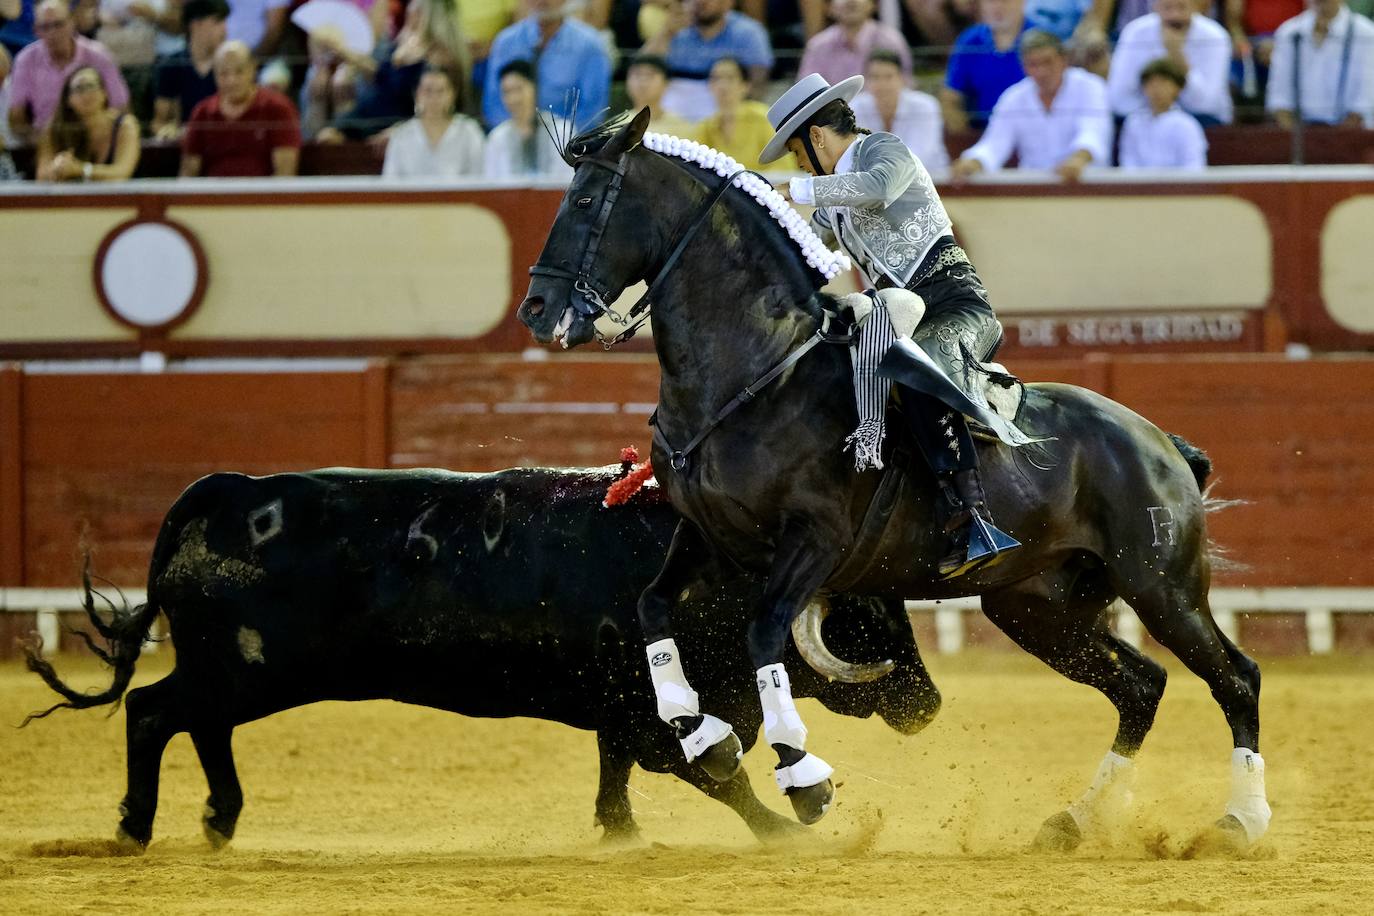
1147, 506, 1176, 547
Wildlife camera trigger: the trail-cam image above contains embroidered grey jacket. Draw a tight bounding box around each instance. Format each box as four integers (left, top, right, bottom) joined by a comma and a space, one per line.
809, 132, 953, 288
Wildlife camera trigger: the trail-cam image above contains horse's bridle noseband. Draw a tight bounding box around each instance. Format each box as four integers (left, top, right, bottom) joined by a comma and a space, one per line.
528, 150, 745, 349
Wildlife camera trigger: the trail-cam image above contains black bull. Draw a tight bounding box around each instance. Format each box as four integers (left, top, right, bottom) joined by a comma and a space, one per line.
26, 466, 940, 849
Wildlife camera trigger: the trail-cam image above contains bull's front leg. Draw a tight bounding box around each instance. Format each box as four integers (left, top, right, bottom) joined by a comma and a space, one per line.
749, 522, 842, 825
637, 521, 743, 782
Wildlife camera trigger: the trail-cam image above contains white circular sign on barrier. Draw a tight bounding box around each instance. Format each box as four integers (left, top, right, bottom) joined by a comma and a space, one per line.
98, 221, 202, 329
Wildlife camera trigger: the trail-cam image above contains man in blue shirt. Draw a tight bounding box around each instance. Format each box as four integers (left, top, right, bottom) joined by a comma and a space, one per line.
482, 0, 611, 129
0, 0, 36, 58
942, 0, 1031, 130
643, 0, 773, 121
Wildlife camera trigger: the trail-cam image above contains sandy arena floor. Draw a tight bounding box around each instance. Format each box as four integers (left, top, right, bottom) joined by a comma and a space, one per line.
2, 650, 1371, 914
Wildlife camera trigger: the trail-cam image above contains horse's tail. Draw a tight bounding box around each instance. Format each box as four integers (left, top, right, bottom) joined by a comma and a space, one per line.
1167, 432, 1212, 491
1167, 432, 1248, 574
21, 557, 161, 726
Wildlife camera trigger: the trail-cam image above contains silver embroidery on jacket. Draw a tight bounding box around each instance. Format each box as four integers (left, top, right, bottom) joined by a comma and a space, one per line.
820, 146, 951, 283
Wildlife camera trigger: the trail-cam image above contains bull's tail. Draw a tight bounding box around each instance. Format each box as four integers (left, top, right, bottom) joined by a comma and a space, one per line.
21, 557, 161, 726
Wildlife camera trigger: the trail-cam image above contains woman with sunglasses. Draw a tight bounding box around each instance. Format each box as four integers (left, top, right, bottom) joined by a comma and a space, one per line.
36, 65, 140, 181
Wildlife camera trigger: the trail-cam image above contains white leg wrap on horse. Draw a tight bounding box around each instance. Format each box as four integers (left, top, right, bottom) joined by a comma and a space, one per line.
774, 752, 834, 792
1067, 751, 1136, 832
646, 638, 699, 723
1225, 747, 1272, 842
679, 714, 734, 763
757, 663, 808, 750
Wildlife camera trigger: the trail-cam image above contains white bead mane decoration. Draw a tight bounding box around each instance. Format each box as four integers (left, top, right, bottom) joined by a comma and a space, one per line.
640, 132, 851, 282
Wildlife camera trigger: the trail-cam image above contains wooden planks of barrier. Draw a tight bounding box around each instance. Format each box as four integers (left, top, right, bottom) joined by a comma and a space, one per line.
13, 370, 385, 587
2, 354, 1371, 661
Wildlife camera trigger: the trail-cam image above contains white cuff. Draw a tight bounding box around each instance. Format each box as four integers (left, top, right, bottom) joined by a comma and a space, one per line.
789, 176, 815, 205
774, 752, 833, 791
679, 714, 734, 763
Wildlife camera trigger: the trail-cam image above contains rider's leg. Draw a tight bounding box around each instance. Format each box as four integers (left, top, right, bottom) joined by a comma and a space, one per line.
900, 390, 1020, 578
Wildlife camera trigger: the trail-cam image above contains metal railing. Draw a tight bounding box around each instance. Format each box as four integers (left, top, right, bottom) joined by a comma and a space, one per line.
0, 588, 156, 657
912, 588, 1374, 655
3, 586, 1372, 657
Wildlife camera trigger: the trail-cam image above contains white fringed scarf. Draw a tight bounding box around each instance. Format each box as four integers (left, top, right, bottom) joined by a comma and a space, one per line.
840, 290, 926, 472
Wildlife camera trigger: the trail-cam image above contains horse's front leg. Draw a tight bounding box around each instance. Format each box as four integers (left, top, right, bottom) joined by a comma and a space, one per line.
637, 520, 744, 782
748, 522, 843, 825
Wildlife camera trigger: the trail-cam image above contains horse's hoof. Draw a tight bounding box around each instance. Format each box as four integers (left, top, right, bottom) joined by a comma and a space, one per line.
1031, 810, 1082, 853
1209, 815, 1250, 852
787, 779, 834, 825
696, 731, 743, 783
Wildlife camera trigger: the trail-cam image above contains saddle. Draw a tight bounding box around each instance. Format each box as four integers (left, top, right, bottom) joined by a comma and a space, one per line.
836, 289, 1030, 446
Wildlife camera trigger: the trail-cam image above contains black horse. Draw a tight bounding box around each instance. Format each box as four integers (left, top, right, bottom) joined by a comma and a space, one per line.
517, 109, 1270, 849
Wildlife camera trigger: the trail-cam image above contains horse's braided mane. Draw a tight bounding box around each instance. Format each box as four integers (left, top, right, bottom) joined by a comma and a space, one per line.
561, 113, 851, 286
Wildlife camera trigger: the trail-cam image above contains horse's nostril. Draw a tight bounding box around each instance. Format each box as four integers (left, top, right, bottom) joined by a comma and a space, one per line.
524, 297, 545, 318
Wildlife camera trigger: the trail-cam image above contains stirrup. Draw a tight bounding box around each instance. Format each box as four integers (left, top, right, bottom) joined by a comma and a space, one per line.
940, 513, 1021, 579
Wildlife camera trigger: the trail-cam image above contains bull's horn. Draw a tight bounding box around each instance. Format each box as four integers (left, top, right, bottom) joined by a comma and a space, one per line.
791, 598, 895, 683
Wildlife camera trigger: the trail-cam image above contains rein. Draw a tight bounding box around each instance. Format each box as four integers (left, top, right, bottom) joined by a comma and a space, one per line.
652, 307, 858, 471
528, 152, 746, 350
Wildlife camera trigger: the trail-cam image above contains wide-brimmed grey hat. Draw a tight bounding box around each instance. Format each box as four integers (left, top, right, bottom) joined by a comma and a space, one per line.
759, 72, 865, 165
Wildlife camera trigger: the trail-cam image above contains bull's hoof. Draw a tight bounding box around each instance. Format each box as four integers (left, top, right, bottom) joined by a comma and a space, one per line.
786, 779, 834, 826
696, 731, 744, 783
202, 804, 237, 850
1031, 810, 1082, 853
113, 826, 149, 854
203, 821, 233, 851
598, 820, 642, 844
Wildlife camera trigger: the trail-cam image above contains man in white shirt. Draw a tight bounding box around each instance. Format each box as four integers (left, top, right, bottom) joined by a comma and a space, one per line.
1266, 0, 1374, 128
1107, 0, 1234, 125
1119, 57, 1208, 168
950, 29, 1113, 182
849, 49, 949, 172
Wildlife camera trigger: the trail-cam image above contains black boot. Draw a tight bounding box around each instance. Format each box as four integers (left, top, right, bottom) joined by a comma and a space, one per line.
936, 469, 1021, 579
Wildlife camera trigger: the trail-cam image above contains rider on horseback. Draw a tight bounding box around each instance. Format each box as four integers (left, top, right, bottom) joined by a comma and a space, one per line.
759, 73, 1022, 579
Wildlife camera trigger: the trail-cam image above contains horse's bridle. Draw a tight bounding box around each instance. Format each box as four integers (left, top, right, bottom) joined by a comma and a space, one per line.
528, 150, 745, 349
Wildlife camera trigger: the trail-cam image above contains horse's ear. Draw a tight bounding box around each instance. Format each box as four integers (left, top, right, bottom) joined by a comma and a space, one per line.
601, 107, 653, 159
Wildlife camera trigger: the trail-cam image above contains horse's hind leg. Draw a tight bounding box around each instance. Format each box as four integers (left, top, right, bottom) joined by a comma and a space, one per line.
1121, 574, 1270, 845
117, 673, 187, 850
983, 573, 1167, 852
190, 725, 243, 849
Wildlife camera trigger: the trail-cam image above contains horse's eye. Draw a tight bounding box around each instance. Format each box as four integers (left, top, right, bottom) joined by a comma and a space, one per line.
575, 196, 594, 209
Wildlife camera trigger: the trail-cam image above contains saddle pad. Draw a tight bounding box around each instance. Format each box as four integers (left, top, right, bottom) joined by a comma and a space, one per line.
972, 361, 1026, 440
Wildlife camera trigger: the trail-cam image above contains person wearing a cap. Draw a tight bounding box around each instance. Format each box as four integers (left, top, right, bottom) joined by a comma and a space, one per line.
758, 72, 1020, 579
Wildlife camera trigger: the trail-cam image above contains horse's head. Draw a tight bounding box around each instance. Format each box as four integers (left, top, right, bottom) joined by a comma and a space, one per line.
518, 107, 659, 349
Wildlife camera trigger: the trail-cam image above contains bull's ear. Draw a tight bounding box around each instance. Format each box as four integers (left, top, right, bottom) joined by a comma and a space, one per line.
601, 107, 652, 159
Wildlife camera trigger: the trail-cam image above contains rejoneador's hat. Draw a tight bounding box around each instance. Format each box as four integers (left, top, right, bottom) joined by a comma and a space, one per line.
759, 72, 865, 165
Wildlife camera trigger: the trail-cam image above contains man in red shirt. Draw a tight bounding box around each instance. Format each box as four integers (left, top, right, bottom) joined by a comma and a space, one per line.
180, 40, 300, 178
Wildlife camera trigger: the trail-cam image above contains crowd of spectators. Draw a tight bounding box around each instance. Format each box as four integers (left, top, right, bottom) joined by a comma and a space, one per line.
2, 0, 1374, 182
